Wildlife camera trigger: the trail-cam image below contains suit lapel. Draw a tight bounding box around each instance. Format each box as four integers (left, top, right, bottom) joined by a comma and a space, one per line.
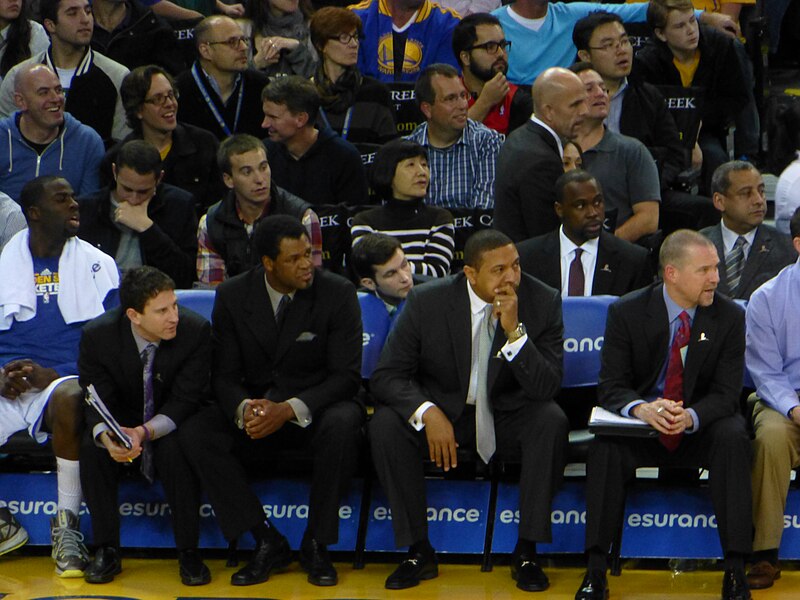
273, 284, 313, 364
119, 316, 145, 408
447, 278, 473, 394
707, 225, 730, 295
645, 285, 670, 390
738, 225, 771, 293
244, 268, 279, 359
592, 233, 618, 295
682, 304, 717, 401
541, 232, 562, 289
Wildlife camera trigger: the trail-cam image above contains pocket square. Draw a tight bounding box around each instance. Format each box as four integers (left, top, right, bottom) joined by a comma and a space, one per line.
296, 331, 317, 342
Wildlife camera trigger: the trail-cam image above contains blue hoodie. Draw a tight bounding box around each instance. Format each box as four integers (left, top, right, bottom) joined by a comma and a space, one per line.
0, 111, 104, 201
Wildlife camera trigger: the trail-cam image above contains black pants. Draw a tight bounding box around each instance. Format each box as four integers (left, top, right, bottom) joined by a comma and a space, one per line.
179, 400, 364, 545
80, 430, 201, 550
369, 400, 569, 548
583, 413, 753, 556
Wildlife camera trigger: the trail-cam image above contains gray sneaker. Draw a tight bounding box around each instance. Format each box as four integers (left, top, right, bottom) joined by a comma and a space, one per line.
50, 509, 88, 578
0, 507, 28, 556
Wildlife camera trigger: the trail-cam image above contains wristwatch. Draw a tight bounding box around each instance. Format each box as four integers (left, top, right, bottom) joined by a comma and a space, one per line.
506, 322, 527, 343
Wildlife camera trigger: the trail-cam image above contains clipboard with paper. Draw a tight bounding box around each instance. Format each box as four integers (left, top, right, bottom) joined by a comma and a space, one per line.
84, 383, 133, 449
588, 406, 658, 438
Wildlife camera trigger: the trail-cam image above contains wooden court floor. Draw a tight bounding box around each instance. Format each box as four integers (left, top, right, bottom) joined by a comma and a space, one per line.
1, 556, 800, 599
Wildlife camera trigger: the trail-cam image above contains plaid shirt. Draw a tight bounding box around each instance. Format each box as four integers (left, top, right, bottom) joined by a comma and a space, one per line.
196, 207, 322, 287
405, 119, 504, 210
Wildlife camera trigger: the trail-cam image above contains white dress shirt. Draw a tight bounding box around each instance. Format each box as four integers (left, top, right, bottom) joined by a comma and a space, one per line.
559, 226, 599, 297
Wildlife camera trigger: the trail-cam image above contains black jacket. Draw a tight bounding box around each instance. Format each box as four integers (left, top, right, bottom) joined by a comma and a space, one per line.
77, 183, 198, 289
101, 123, 225, 217
91, 0, 185, 75
619, 80, 686, 189
632, 25, 750, 139
205, 185, 311, 278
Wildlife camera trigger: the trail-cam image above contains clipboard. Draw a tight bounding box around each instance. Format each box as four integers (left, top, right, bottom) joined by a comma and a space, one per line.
84, 384, 133, 449
588, 406, 659, 438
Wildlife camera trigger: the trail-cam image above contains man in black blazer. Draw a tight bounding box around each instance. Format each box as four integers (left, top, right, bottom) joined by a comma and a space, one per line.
494, 67, 588, 242
575, 230, 752, 600
179, 215, 363, 588
370, 229, 568, 592
517, 170, 652, 296
700, 161, 795, 300
78, 267, 211, 586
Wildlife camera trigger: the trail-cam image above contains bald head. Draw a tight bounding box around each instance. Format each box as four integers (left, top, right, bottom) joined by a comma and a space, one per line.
13, 63, 65, 135
14, 63, 59, 95
531, 67, 588, 139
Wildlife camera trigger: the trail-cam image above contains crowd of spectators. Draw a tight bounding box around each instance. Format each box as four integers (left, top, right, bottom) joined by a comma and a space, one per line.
0, 0, 798, 599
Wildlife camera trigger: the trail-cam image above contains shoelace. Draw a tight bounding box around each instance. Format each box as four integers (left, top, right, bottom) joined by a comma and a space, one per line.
0, 517, 20, 539
52, 525, 87, 559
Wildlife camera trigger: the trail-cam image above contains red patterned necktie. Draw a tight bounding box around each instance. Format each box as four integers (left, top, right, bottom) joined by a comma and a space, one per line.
568, 248, 585, 296
660, 311, 690, 451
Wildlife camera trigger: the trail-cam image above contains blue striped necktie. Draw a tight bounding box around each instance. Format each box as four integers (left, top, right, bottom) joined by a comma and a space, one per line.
725, 236, 747, 295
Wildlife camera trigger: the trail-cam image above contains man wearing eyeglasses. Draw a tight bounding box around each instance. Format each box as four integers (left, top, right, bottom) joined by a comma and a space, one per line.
0, 0, 131, 147
452, 13, 532, 136
699, 161, 795, 301
176, 16, 270, 141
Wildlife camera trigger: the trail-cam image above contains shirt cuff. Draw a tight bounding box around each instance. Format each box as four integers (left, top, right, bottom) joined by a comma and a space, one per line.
409, 401, 435, 431
621, 400, 646, 418
686, 408, 700, 433
235, 399, 249, 429
92, 423, 110, 446
146, 414, 177, 440
500, 333, 528, 361
286, 398, 312, 428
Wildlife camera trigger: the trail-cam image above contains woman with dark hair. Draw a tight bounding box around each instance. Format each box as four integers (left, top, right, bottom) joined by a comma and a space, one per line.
101, 65, 225, 217
245, 0, 317, 78
0, 0, 48, 80
562, 140, 583, 172
309, 6, 395, 145
351, 139, 455, 277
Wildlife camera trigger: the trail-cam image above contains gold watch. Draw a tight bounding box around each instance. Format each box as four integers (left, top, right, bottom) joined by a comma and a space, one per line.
507, 322, 526, 343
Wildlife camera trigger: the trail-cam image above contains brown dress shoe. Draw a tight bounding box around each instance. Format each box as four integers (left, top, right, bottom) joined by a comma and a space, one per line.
746, 561, 781, 589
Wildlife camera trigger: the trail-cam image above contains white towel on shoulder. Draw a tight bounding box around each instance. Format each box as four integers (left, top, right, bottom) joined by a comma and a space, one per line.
0, 230, 119, 330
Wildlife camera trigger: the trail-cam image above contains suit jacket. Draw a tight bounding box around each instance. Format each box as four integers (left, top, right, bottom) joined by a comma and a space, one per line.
78, 305, 211, 430
700, 222, 796, 299
370, 272, 563, 422
598, 282, 744, 430
494, 121, 563, 242
211, 266, 362, 420
517, 230, 653, 296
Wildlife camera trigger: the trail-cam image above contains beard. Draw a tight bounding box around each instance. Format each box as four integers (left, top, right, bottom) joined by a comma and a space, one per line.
470, 59, 507, 83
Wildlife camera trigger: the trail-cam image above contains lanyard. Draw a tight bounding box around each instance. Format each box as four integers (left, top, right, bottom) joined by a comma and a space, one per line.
191, 63, 244, 137
318, 106, 354, 141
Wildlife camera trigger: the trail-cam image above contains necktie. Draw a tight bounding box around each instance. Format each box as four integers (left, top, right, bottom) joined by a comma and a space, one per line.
275, 295, 290, 330
474, 304, 497, 464
660, 311, 691, 452
141, 344, 156, 483
725, 236, 747, 295
568, 248, 585, 296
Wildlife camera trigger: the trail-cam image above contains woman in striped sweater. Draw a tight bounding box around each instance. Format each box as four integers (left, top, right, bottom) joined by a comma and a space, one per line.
351, 139, 455, 277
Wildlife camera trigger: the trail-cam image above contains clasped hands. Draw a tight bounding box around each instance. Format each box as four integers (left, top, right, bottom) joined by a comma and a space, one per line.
632, 398, 693, 436
243, 398, 294, 439
0, 359, 58, 399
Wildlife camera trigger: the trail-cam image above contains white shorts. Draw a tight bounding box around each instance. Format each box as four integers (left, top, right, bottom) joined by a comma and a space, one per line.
0, 375, 79, 447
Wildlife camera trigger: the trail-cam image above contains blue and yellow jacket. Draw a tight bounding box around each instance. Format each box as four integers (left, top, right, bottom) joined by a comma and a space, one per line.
349, 0, 460, 82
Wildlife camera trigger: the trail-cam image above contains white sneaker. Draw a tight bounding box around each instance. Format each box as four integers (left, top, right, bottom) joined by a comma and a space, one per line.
0, 507, 28, 556
50, 509, 88, 578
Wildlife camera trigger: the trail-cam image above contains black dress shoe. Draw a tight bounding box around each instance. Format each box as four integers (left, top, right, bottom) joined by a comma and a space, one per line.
178, 549, 211, 586
231, 533, 291, 586
511, 555, 549, 592
722, 567, 752, 600
385, 549, 438, 590
575, 569, 609, 600
85, 546, 122, 584
299, 537, 337, 586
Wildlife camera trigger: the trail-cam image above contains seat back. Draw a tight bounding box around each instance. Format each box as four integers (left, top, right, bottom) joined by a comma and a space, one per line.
175, 288, 216, 323
561, 295, 617, 388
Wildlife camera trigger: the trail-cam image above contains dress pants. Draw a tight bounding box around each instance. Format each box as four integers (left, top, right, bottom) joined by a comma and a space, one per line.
752, 398, 800, 551
369, 400, 569, 548
583, 413, 753, 557
80, 431, 201, 549
179, 400, 364, 545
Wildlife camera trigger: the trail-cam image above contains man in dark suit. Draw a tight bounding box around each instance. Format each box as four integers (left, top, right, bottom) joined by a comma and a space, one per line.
78, 266, 211, 585
179, 215, 363, 588
700, 161, 796, 300
575, 230, 752, 600
494, 67, 588, 242
517, 170, 652, 296
370, 229, 568, 592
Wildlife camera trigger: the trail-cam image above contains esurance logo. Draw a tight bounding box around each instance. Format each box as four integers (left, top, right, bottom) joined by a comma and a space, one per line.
563, 336, 603, 353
